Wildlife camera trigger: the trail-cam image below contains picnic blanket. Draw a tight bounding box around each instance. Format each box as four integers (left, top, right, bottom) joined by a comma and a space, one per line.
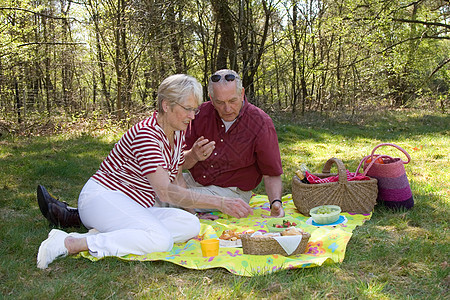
78, 194, 372, 276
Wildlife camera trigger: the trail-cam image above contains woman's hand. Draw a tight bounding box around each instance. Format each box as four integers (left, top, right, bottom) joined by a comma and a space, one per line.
197, 213, 219, 220
220, 197, 253, 219
191, 136, 215, 161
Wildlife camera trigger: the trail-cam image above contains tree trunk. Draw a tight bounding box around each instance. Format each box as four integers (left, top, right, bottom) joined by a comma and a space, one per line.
93, 13, 111, 113
115, 0, 125, 118
211, 0, 235, 70
121, 18, 132, 110
168, 3, 183, 73
15, 78, 21, 123
196, 0, 210, 99
292, 1, 299, 114
241, 0, 272, 104
60, 0, 73, 113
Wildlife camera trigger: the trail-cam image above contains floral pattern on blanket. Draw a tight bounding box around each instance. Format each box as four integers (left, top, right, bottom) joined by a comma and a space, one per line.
79, 194, 371, 276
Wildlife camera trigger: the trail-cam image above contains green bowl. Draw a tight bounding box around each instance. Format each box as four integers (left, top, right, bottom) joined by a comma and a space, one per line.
309, 205, 341, 224
266, 217, 300, 232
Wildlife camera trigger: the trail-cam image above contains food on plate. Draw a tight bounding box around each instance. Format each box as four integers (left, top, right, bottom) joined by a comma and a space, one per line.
219, 229, 255, 240
272, 219, 297, 228
281, 227, 304, 236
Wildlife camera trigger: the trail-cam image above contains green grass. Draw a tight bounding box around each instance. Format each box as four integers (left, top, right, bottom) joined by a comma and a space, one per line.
0, 109, 448, 299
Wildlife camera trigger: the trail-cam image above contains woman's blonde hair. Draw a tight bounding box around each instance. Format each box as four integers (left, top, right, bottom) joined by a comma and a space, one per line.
157, 74, 202, 113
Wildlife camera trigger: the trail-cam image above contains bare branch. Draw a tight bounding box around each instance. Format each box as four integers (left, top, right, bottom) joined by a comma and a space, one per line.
392, 18, 450, 30
429, 57, 450, 79
17, 42, 86, 47
344, 16, 450, 30
0, 7, 78, 21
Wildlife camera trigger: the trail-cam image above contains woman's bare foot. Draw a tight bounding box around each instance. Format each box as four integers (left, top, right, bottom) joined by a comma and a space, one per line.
64, 236, 89, 255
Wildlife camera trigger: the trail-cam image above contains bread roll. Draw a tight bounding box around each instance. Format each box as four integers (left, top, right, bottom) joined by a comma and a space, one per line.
281, 227, 303, 236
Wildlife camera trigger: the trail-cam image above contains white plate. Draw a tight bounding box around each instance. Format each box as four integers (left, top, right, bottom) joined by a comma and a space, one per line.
306, 215, 347, 226
219, 239, 242, 248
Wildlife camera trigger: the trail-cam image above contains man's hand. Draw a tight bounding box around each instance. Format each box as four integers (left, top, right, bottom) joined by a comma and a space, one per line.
220, 197, 254, 219
262, 175, 284, 218
191, 136, 215, 161
262, 201, 285, 218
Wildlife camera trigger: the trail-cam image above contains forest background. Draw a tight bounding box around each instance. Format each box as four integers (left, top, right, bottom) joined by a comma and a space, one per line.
0, 0, 449, 127
0, 1, 449, 298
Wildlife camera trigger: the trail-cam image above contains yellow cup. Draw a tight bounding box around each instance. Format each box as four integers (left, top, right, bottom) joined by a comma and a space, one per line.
200, 239, 220, 257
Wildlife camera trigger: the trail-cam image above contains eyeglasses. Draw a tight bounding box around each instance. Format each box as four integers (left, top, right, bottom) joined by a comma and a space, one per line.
210, 74, 236, 82
175, 102, 200, 115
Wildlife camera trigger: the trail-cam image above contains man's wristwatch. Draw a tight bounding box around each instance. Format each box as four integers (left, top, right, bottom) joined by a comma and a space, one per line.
270, 199, 282, 209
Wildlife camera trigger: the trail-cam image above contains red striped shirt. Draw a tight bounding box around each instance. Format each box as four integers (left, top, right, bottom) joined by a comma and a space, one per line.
91, 111, 185, 207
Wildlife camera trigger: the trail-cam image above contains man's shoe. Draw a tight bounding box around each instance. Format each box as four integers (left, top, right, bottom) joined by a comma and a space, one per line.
48, 202, 82, 228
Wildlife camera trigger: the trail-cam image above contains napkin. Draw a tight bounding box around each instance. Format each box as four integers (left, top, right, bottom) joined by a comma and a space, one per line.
273, 235, 302, 256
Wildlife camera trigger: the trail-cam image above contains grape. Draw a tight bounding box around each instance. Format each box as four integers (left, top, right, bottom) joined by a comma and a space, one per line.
316, 206, 334, 214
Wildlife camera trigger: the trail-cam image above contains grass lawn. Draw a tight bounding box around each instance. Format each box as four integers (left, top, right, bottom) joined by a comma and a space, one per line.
0, 109, 448, 299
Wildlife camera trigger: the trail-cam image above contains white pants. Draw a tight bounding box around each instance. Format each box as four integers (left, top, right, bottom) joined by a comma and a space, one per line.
77, 179, 200, 258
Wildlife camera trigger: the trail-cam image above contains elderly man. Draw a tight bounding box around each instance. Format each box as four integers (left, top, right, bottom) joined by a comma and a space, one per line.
37, 69, 283, 227
183, 69, 284, 218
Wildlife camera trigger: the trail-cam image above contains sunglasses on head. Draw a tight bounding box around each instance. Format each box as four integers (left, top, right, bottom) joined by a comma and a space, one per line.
210, 74, 236, 82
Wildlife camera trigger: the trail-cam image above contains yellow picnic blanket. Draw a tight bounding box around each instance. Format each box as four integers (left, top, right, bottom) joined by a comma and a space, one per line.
79, 194, 372, 276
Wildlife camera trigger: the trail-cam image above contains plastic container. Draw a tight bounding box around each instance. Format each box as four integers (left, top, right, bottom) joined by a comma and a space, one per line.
309, 205, 341, 224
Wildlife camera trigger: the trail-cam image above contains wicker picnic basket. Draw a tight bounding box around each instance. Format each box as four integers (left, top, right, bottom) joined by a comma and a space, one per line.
292, 157, 378, 216
241, 232, 311, 256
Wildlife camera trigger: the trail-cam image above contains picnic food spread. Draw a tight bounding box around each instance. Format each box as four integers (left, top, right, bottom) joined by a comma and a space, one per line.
251, 233, 279, 239
245, 227, 305, 239
309, 205, 342, 224
281, 227, 304, 236
272, 219, 297, 228
219, 229, 255, 241
315, 206, 336, 214
241, 226, 311, 255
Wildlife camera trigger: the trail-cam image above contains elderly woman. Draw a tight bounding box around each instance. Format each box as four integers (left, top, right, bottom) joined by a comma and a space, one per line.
37, 74, 253, 269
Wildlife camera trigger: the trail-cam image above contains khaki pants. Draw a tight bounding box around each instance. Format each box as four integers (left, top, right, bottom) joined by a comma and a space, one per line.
155, 172, 253, 212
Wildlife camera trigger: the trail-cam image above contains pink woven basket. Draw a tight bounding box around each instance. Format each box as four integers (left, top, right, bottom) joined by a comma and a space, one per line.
355, 143, 414, 209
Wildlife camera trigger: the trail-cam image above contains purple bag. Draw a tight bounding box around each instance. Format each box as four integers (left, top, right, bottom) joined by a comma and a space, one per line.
356, 143, 414, 210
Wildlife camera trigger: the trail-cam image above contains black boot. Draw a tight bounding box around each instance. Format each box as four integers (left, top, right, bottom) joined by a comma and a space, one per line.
36, 185, 82, 228
48, 202, 82, 228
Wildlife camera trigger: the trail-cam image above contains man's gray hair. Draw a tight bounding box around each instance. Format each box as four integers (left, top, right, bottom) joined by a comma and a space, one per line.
208, 69, 243, 99
157, 74, 202, 113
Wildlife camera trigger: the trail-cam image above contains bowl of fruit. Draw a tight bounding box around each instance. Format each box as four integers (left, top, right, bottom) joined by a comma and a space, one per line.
266, 217, 299, 232
309, 205, 341, 224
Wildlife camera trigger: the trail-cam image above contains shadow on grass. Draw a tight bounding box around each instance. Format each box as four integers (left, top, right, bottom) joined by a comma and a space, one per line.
346, 186, 448, 296
0, 134, 114, 208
